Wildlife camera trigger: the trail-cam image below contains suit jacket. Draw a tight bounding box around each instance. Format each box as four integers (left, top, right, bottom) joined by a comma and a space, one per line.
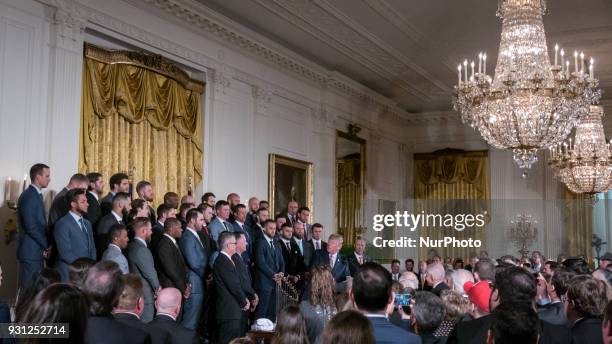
311, 250, 350, 288
208, 217, 232, 243
86, 315, 151, 344
85, 191, 103, 228
102, 244, 129, 274
295, 238, 313, 270
233, 221, 253, 263
279, 238, 306, 278
96, 212, 122, 259
149, 314, 198, 344
214, 252, 248, 320
156, 235, 188, 293
571, 317, 602, 344
537, 301, 568, 327
53, 212, 96, 281
151, 221, 165, 252
297, 221, 311, 241
367, 316, 421, 344
100, 192, 115, 216
308, 239, 327, 252
114, 312, 171, 344
347, 252, 371, 277
48, 187, 69, 229
233, 253, 256, 300
179, 229, 208, 294
431, 282, 450, 297
128, 239, 160, 305
253, 237, 285, 292
284, 213, 297, 227
17, 185, 48, 261
245, 212, 258, 229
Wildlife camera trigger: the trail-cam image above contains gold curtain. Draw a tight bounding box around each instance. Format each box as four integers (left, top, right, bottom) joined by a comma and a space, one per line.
336, 157, 362, 245
79, 44, 204, 206
564, 189, 594, 259
414, 149, 490, 261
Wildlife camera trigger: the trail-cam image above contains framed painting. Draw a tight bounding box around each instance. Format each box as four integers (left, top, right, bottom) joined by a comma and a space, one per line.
268, 154, 313, 218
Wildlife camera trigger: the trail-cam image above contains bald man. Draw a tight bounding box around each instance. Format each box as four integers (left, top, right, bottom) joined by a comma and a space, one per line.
426, 263, 449, 296
284, 201, 299, 226
398, 271, 419, 291
150, 288, 198, 344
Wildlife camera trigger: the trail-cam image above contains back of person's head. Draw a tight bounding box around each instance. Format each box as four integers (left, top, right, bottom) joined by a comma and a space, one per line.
398, 271, 418, 291
550, 269, 575, 297
474, 258, 496, 282
83, 260, 123, 316
272, 305, 308, 344
112, 192, 130, 207
352, 262, 392, 313
495, 266, 536, 305
603, 300, 612, 342
155, 288, 182, 317
567, 274, 608, 318
310, 265, 336, 308
69, 257, 96, 285
426, 263, 445, 282
412, 291, 446, 334
228, 338, 254, 344
164, 191, 179, 208
440, 290, 471, 322
489, 303, 539, 344
15, 267, 61, 321
562, 257, 591, 275
451, 269, 475, 295
116, 274, 144, 312
20, 283, 89, 343
320, 310, 375, 344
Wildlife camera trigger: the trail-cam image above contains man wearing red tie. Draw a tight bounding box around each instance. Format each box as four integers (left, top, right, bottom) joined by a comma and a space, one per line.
284, 200, 298, 226
348, 236, 371, 277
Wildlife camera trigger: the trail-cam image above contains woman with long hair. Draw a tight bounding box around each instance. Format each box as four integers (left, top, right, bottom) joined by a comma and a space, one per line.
320, 310, 375, 344
272, 305, 309, 344
15, 268, 61, 321
299, 266, 337, 343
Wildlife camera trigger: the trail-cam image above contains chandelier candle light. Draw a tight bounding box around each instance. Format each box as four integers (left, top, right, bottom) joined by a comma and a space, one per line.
453, 0, 601, 174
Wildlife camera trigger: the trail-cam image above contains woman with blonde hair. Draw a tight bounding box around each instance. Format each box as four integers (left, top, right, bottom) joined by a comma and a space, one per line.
300, 266, 338, 343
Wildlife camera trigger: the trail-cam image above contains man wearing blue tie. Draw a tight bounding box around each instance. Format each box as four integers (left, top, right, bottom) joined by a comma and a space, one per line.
232, 204, 253, 264
53, 188, 97, 281
253, 219, 284, 322
209, 200, 232, 244
17, 163, 51, 290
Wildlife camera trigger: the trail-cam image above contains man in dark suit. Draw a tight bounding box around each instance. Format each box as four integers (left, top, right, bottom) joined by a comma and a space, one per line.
83, 260, 151, 344
347, 236, 371, 277
151, 288, 198, 344
226, 193, 240, 223
127, 217, 160, 323
278, 223, 306, 286
151, 204, 176, 251
245, 197, 259, 229
311, 234, 350, 292
231, 204, 253, 264
48, 173, 89, 229
113, 274, 172, 344
538, 269, 572, 326
136, 180, 156, 225
390, 259, 402, 281
53, 189, 97, 282
308, 223, 327, 252
100, 173, 130, 216
295, 206, 311, 241
293, 221, 313, 272
488, 303, 538, 344
179, 209, 208, 331
85, 172, 104, 228
96, 192, 131, 259
350, 262, 421, 344
17, 163, 51, 290
284, 200, 299, 226
214, 231, 250, 344
155, 218, 189, 299
253, 219, 284, 322
425, 263, 449, 297
566, 275, 606, 343
252, 207, 269, 243
233, 232, 258, 334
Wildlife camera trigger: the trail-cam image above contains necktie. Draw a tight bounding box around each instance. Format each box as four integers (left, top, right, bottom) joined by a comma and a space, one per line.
315, 241, 320, 250
78, 218, 87, 234
223, 221, 230, 231
358, 255, 363, 265
203, 225, 210, 238
286, 241, 291, 251
297, 240, 303, 255
329, 254, 335, 269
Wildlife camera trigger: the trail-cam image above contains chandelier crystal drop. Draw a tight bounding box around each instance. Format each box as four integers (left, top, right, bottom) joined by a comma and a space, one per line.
452, 0, 601, 170
549, 105, 612, 196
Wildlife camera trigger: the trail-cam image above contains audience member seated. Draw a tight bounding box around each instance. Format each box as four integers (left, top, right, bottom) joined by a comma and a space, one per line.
398, 271, 419, 292
449, 269, 474, 296
82, 260, 151, 344
566, 274, 607, 343
350, 262, 421, 344
435, 290, 471, 337
113, 274, 172, 344
464, 280, 491, 320
473, 259, 495, 283
149, 288, 198, 344
271, 305, 309, 344
299, 266, 338, 344
19, 283, 89, 344
320, 310, 376, 344
488, 303, 538, 344
411, 291, 447, 344
68, 257, 96, 286
426, 263, 449, 296
15, 267, 61, 321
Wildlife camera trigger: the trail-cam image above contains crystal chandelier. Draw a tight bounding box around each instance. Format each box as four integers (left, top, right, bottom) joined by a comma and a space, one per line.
453, 0, 601, 171
548, 105, 612, 195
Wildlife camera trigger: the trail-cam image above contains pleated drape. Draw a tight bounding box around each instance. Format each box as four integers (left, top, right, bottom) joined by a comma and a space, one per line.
414, 150, 490, 261
336, 157, 362, 245
79, 45, 204, 206
564, 189, 594, 259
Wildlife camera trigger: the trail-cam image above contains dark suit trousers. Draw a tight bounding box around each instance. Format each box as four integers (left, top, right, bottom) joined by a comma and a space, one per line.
218, 319, 242, 344
19, 259, 43, 290
254, 289, 276, 322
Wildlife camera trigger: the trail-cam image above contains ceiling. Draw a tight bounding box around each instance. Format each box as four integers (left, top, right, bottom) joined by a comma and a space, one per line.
195, 0, 612, 114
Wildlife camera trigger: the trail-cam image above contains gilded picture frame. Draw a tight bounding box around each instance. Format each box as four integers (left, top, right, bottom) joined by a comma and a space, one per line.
268, 154, 314, 219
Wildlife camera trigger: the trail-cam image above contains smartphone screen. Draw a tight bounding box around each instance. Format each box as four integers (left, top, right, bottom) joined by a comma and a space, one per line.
394, 293, 411, 306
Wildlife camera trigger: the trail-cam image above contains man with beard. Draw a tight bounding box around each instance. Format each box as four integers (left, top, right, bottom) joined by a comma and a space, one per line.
136, 181, 156, 225
96, 192, 131, 259
101, 173, 130, 216
85, 172, 105, 228
245, 197, 259, 229
54, 188, 96, 281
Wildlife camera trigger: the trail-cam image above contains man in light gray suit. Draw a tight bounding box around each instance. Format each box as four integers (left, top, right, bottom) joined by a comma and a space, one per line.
102, 224, 130, 274
208, 200, 232, 244
128, 217, 160, 322
54, 189, 97, 282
